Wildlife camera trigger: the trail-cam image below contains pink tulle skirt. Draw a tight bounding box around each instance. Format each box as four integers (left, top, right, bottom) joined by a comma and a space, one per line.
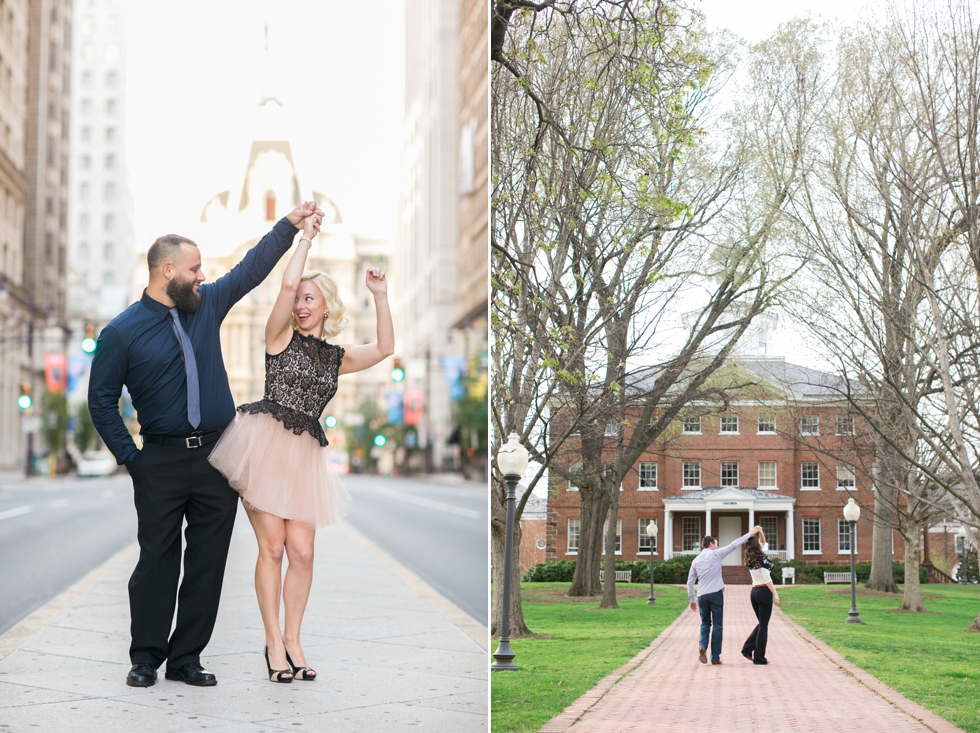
208, 411, 352, 527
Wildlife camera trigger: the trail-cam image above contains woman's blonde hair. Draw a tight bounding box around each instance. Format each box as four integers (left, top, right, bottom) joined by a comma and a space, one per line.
291, 270, 347, 339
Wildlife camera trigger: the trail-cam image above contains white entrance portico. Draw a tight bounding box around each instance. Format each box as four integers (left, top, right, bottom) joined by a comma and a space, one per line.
662, 487, 796, 561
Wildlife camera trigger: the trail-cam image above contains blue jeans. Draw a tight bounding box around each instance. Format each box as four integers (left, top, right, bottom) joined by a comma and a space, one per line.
698, 590, 724, 662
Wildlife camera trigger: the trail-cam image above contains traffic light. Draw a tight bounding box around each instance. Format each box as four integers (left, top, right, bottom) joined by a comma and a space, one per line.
17, 382, 32, 410
324, 415, 338, 428
81, 323, 97, 354
373, 434, 387, 447
390, 357, 405, 382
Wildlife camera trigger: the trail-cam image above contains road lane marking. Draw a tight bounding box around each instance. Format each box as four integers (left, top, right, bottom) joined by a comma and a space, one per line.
49, 500, 70, 508
0, 505, 31, 521
370, 486, 480, 519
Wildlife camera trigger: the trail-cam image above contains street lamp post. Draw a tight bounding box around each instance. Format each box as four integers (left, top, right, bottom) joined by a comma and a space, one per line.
491, 433, 528, 671
646, 520, 658, 605
843, 498, 862, 623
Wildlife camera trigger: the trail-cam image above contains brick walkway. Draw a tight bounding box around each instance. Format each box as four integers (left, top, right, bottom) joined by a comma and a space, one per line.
540, 586, 963, 733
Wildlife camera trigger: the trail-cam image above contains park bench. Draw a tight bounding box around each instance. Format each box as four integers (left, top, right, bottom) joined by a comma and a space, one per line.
823, 571, 851, 584
781, 567, 796, 585
599, 570, 632, 583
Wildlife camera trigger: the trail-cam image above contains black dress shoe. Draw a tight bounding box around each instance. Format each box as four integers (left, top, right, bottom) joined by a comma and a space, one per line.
164, 661, 217, 686
126, 662, 157, 687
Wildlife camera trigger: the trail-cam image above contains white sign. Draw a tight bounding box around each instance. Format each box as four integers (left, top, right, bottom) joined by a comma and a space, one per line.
21, 416, 41, 434
342, 412, 365, 426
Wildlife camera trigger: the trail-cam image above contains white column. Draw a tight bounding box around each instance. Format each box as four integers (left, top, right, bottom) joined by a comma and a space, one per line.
749, 507, 755, 533
664, 507, 672, 559
787, 506, 795, 561
705, 507, 712, 540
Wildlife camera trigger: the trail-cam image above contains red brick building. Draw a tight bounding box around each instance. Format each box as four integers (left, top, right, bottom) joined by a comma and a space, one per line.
546, 358, 904, 575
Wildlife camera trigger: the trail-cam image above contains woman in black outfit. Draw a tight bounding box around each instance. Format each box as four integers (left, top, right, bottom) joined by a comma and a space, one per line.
741, 531, 780, 665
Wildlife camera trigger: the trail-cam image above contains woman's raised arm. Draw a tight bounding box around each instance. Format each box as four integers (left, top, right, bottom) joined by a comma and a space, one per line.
338, 267, 394, 374
265, 209, 321, 353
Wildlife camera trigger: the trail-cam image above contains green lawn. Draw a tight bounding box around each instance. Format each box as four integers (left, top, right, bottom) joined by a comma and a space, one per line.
491, 583, 980, 733
490, 583, 689, 733
777, 584, 980, 733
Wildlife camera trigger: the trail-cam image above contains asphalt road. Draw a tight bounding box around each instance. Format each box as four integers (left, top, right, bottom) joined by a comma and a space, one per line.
0, 472, 137, 636
0, 471, 488, 636
343, 474, 488, 625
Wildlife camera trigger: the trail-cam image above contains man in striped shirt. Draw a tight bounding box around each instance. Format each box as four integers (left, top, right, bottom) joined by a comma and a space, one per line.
687, 526, 763, 664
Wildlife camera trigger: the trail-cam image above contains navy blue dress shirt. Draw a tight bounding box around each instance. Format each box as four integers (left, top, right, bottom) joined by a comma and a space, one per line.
89, 217, 299, 470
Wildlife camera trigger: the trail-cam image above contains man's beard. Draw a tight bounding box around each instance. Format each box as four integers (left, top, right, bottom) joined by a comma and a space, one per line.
166, 275, 201, 313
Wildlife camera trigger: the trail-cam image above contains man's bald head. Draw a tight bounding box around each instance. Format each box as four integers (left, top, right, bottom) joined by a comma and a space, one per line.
147, 235, 198, 272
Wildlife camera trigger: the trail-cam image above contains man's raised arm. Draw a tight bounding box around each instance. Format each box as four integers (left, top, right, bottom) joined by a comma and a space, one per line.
716, 525, 764, 560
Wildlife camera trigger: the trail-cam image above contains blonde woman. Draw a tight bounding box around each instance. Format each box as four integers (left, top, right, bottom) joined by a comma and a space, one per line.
209, 208, 394, 683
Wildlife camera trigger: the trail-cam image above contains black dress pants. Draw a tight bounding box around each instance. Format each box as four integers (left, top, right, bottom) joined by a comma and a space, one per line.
128, 440, 238, 669
742, 585, 773, 662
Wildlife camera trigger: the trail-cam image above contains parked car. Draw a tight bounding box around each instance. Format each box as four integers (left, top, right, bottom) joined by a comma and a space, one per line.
77, 450, 117, 477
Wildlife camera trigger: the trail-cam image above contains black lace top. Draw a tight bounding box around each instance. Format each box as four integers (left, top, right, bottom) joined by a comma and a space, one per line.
238, 330, 345, 447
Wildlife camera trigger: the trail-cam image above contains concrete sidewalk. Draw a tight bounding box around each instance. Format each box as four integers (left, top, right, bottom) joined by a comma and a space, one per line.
0, 511, 488, 732
541, 585, 963, 733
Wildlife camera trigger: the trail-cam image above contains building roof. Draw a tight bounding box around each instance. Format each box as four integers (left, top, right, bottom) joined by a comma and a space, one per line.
663, 487, 795, 503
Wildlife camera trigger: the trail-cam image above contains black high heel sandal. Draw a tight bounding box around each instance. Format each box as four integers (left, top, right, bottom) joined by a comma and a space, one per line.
265, 647, 293, 683
285, 648, 317, 681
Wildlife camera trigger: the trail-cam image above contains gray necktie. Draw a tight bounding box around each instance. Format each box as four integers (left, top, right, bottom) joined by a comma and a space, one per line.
169, 308, 201, 429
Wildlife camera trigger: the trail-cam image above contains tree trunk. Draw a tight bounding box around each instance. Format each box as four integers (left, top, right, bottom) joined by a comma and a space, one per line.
866, 457, 899, 593
599, 490, 620, 609
568, 488, 609, 596
898, 523, 926, 612
490, 478, 531, 638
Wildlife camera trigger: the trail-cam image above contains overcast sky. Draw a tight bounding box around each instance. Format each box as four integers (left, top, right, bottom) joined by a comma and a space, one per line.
124, 0, 405, 248
695, 0, 864, 41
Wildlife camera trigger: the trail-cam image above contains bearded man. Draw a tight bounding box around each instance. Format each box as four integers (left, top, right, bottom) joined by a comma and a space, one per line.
89, 202, 321, 688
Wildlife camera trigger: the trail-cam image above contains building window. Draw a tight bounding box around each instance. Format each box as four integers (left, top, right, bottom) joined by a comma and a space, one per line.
837, 462, 855, 490
638, 462, 658, 491
682, 517, 701, 552
105, 99, 117, 116
102, 270, 114, 286
682, 461, 701, 489
682, 416, 701, 434
567, 518, 581, 554
105, 126, 116, 143
78, 214, 89, 232
265, 191, 276, 221
105, 154, 115, 170
758, 461, 777, 489
721, 461, 739, 487
801, 462, 820, 490
80, 15, 93, 34
720, 415, 739, 434
567, 462, 582, 492
80, 98, 92, 114
601, 518, 622, 555
638, 519, 658, 555
760, 517, 778, 549
956, 533, 969, 554
81, 43, 95, 61
78, 242, 88, 261
104, 182, 115, 201
80, 154, 91, 169
104, 214, 114, 231
103, 242, 113, 261
800, 416, 819, 436
758, 416, 776, 433
838, 517, 855, 554
80, 69, 92, 86
836, 416, 855, 436
80, 126, 90, 143
79, 182, 89, 201
803, 518, 821, 553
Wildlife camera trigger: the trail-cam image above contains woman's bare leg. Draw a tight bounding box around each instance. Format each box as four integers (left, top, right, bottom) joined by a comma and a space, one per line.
246, 504, 291, 676
282, 519, 316, 671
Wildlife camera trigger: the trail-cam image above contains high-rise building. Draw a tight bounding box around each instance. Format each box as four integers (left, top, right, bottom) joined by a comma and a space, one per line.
67, 0, 134, 323
0, 0, 72, 473
396, 0, 461, 473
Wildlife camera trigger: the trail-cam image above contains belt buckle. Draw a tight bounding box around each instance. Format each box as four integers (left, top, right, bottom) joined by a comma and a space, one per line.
185, 435, 203, 449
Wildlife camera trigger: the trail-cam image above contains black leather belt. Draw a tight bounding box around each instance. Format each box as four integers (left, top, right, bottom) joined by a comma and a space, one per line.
142, 430, 222, 449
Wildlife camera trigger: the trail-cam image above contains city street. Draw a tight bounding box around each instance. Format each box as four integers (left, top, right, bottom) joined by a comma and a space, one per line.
0, 471, 487, 636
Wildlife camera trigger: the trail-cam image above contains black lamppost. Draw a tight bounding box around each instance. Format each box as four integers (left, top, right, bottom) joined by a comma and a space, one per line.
646, 520, 658, 605
491, 433, 528, 671
843, 498, 862, 623
957, 525, 969, 583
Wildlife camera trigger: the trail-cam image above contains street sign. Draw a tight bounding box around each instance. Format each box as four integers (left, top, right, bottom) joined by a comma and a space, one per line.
21, 416, 41, 434
343, 412, 365, 426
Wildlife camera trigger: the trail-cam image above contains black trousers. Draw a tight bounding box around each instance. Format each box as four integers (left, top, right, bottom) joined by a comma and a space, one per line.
128, 440, 238, 669
742, 585, 773, 662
